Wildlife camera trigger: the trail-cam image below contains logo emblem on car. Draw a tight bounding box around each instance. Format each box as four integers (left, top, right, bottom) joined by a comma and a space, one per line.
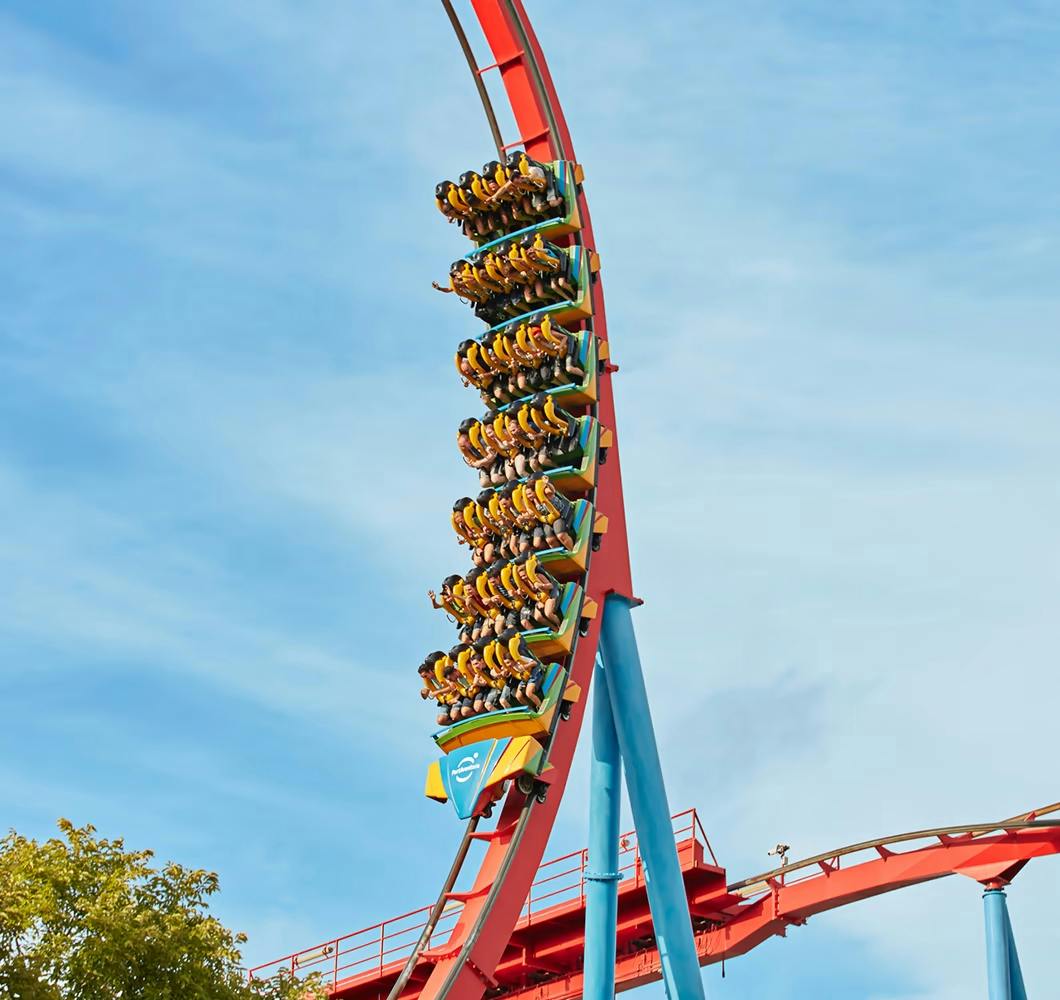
452, 753, 481, 783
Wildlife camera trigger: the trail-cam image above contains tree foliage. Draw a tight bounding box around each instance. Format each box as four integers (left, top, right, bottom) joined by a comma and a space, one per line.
0, 820, 326, 1000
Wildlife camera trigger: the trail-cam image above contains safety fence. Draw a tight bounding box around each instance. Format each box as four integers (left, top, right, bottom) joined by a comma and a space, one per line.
248, 808, 714, 990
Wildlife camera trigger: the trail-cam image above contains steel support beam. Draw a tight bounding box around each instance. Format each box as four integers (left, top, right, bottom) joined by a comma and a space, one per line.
983, 887, 1027, 1000
599, 595, 706, 1000
583, 656, 623, 1000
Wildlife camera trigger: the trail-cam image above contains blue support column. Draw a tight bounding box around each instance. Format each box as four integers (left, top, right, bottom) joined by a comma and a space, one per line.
983, 887, 1027, 1000
984, 889, 1012, 1000
1001, 897, 1027, 1000
583, 656, 622, 1000
599, 595, 706, 1000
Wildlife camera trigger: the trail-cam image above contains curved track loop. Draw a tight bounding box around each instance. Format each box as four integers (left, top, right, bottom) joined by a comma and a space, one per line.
485, 813, 1060, 1000
467, 0, 635, 601
395, 3, 635, 998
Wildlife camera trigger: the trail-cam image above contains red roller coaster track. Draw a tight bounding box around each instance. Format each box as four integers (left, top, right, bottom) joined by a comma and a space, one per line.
251, 3, 1058, 997
250, 803, 1060, 998
398, 3, 634, 998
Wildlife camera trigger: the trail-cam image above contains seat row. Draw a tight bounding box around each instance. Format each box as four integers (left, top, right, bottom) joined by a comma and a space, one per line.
418, 634, 555, 727
429, 552, 564, 642
457, 395, 581, 487
435, 152, 566, 244
436, 234, 576, 326
451, 475, 576, 566
456, 315, 585, 410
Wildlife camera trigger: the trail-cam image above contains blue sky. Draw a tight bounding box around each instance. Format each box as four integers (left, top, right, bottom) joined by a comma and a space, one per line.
3, 1, 1059, 997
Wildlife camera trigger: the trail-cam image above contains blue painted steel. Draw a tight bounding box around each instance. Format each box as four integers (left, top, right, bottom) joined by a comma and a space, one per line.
983, 888, 1027, 1000
584, 656, 623, 1000
600, 595, 706, 1000
984, 889, 1012, 1000
1001, 896, 1027, 1000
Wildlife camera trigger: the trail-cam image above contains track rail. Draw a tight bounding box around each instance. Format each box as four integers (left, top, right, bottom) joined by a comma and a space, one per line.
392, 3, 636, 998
730, 801, 1060, 894
385, 816, 481, 999
439, 0, 505, 158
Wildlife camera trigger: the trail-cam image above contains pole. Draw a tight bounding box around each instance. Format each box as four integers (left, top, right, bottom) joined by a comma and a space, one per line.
1000, 894, 1027, 1000
583, 656, 622, 1000
599, 595, 706, 1000
983, 887, 1027, 1000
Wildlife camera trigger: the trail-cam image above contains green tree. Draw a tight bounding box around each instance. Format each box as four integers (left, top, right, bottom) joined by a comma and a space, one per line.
0, 819, 326, 1000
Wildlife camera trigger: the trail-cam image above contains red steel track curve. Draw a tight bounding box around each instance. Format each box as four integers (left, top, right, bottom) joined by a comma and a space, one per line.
484, 811, 1060, 1000
398, 3, 635, 998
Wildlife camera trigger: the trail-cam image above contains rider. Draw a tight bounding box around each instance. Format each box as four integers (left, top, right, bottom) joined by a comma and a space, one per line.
521, 473, 576, 550
427, 574, 476, 627
494, 628, 545, 710
512, 552, 563, 629
419, 651, 451, 727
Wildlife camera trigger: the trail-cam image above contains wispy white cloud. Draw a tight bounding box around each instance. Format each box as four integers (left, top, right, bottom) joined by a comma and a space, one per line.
3, 1, 1059, 996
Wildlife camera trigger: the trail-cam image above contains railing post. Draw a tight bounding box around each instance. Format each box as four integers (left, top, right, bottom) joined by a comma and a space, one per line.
584, 655, 623, 1000
599, 595, 706, 1000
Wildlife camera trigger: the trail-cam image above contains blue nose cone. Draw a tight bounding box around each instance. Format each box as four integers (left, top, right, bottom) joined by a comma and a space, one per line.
440, 738, 511, 819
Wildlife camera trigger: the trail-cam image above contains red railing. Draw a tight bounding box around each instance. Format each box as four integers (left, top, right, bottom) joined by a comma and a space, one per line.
248, 808, 713, 990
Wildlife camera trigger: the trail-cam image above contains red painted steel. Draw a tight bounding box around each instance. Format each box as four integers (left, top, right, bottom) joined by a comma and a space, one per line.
249, 812, 1060, 999
247, 812, 708, 994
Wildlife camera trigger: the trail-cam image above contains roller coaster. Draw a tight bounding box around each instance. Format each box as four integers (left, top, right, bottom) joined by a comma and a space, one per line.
249, 3, 1055, 998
